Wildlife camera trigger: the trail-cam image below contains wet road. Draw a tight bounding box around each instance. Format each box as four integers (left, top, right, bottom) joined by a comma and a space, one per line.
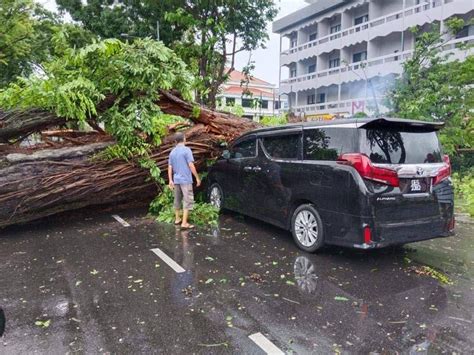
0, 210, 473, 354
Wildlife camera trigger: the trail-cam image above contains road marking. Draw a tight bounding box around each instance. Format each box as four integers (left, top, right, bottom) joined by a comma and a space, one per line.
248, 333, 284, 355
112, 215, 130, 227
448, 316, 472, 323
150, 248, 185, 273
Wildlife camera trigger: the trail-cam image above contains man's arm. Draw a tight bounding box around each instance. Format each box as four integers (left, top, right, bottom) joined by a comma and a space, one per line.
188, 162, 201, 187
168, 165, 174, 190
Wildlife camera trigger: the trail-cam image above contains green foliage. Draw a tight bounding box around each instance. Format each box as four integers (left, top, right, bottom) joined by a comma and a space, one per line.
0, 0, 95, 87
353, 111, 368, 118
221, 104, 245, 117
56, 0, 278, 108
166, 0, 278, 107
149, 188, 219, 226
56, 0, 185, 45
260, 114, 288, 126
385, 18, 473, 155
0, 0, 54, 86
0, 38, 193, 159
452, 170, 474, 217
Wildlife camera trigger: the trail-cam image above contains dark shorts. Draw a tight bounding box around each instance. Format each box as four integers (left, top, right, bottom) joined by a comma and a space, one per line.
173, 184, 194, 210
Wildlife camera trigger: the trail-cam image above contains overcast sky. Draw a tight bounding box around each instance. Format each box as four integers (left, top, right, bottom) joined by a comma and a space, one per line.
40, 0, 308, 86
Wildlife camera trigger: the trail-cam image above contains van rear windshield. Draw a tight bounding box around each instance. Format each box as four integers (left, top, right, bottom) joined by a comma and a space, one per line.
359, 128, 442, 164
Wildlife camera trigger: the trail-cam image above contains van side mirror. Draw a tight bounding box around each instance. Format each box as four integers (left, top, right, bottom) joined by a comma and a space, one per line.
222, 150, 231, 159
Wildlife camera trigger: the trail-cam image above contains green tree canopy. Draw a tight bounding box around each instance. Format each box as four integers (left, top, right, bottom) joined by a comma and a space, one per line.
0, 0, 54, 85
0, 0, 96, 87
56, 0, 186, 44
386, 18, 474, 154
56, 0, 278, 109
167, 0, 278, 108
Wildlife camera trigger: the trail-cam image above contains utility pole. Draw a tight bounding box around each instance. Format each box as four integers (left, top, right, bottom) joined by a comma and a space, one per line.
157, 20, 160, 41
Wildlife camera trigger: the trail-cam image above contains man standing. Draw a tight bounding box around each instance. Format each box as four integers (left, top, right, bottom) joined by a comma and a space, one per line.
168, 132, 201, 229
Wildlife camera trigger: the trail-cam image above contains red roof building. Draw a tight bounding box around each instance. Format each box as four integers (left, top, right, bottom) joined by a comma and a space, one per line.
218, 69, 287, 120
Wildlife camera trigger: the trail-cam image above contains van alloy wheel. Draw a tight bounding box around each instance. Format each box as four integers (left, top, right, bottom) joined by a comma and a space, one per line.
291, 204, 324, 252
295, 210, 319, 247
209, 184, 223, 210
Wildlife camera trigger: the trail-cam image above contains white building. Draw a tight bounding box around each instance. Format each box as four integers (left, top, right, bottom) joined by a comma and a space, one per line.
273, 0, 474, 120
217, 69, 288, 120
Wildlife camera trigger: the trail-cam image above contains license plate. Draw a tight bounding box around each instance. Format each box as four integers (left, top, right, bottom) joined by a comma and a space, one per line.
400, 178, 430, 194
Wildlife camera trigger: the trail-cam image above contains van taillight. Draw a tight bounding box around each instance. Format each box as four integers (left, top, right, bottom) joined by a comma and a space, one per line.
337, 153, 399, 187
364, 226, 372, 244
432, 154, 451, 185
448, 216, 455, 231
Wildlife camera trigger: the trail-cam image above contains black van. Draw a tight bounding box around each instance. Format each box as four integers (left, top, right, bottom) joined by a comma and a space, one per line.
207, 118, 455, 252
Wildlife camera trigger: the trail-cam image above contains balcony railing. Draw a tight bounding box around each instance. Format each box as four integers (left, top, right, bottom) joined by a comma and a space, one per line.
281, 0, 449, 56
293, 97, 385, 114
281, 50, 412, 85
281, 34, 473, 86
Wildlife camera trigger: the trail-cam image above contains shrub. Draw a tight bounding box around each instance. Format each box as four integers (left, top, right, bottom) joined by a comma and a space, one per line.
452, 169, 474, 217
149, 187, 219, 226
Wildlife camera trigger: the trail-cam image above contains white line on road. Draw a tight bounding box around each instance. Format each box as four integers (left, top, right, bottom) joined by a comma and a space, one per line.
150, 248, 185, 273
112, 214, 130, 227
248, 333, 284, 355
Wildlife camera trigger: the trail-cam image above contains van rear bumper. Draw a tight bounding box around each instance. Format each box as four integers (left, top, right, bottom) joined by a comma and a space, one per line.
355, 216, 455, 249
353, 233, 453, 249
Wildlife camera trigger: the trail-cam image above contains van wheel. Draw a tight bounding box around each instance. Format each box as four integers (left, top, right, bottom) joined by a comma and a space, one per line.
208, 183, 223, 211
291, 204, 324, 252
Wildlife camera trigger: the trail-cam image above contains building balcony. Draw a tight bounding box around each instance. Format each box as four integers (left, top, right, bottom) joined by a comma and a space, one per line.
280, 34, 474, 94
280, 0, 472, 65
293, 97, 386, 117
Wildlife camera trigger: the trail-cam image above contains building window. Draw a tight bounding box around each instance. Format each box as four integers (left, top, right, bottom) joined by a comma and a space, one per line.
456, 25, 471, 39
226, 97, 235, 106
290, 37, 298, 48
353, 51, 367, 63
354, 14, 369, 26
261, 100, 269, 109
329, 58, 340, 68
290, 68, 297, 77
330, 24, 341, 34
308, 64, 316, 73
317, 93, 326, 103
309, 32, 317, 41
241, 98, 253, 108
307, 94, 315, 105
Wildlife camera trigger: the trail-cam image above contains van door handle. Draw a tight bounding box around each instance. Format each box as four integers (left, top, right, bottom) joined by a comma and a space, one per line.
243, 166, 253, 172
253, 166, 262, 172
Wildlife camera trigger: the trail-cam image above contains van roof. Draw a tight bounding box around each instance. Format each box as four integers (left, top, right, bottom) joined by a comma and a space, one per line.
241, 117, 445, 138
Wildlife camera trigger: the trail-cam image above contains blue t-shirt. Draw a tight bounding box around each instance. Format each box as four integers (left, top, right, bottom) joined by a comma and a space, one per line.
168, 145, 194, 184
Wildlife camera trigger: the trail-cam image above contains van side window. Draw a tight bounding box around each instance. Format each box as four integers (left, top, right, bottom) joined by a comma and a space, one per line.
304, 128, 354, 161
262, 134, 300, 160
231, 139, 256, 159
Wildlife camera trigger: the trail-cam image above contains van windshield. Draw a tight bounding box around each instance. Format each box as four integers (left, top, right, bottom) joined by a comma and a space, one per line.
359, 129, 442, 164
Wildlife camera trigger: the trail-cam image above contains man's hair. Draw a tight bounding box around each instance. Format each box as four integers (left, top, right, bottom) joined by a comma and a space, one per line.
174, 132, 185, 143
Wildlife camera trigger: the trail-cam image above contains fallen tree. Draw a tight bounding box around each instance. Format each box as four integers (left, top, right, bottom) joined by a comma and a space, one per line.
0, 39, 259, 228
0, 92, 258, 228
